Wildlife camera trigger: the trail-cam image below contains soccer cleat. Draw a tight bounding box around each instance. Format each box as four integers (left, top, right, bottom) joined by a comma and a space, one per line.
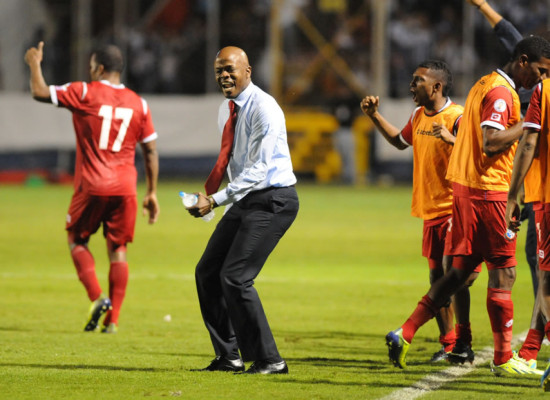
542, 362, 550, 391
385, 328, 410, 368
447, 340, 475, 364
101, 323, 118, 334
512, 351, 542, 375
491, 355, 542, 376
83, 294, 112, 332
430, 346, 449, 363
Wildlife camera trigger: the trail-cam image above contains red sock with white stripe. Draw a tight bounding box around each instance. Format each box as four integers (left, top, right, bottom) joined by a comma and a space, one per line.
487, 288, 514, 365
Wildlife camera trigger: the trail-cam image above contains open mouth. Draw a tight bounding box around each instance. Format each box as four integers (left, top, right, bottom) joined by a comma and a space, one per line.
221, 81, 234, 89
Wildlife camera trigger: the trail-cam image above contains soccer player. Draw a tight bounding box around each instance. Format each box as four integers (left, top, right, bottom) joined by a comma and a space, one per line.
361, 60, 474, 363
507, 77, 550, 390
385, 36, 550, 373
467, 0, 546, 372
24, 42, 160, 333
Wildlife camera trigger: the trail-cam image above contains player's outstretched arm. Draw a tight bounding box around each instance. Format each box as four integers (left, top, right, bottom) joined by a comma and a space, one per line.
360, 95, 407, 150
140, 140, 159, 224
467, 0, 521, 54
466, 0, 502, 28
24, 41, 51, 102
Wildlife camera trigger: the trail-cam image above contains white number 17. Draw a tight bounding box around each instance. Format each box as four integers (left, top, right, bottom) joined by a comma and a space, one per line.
98, 105, 133, 152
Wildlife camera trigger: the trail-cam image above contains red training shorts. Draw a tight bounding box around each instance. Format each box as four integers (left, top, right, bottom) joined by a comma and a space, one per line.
444, 195, 516, 271
66, 191, 137, 245
422, 214, 452, 262
537, 204, 550, 271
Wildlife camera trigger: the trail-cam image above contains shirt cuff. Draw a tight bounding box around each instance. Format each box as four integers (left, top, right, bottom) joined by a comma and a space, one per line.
49, 85, 59, 106
212, 189, 230, 206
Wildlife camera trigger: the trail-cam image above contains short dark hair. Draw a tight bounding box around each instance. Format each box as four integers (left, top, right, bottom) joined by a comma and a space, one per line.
91, 44, 124, 73
512, 35, 550, 62
417, 59, 453, 97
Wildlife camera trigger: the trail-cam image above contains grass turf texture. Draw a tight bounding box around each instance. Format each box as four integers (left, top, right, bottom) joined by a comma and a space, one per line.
0, 182, 547, 399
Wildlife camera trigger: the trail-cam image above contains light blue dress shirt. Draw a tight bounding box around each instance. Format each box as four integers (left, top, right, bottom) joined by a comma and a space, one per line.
211, 82, 297, 206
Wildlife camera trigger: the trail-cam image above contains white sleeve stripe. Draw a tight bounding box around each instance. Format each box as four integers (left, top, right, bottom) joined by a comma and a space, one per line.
142, 98, 148, 114
49, 85, 59, 106
81, 82, 87, 100
480, 121, 505, 131
398, 133, 411, 147
523, 122, 541, 130
141, 132, 158, 143
453, 115, 462, 136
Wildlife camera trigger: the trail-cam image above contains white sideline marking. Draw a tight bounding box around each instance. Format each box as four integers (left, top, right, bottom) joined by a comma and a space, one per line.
379, 332, 529, 400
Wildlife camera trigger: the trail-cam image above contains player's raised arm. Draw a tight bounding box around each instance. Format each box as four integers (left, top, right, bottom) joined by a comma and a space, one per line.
360, 95, 407, 150
24, 41, 51, 102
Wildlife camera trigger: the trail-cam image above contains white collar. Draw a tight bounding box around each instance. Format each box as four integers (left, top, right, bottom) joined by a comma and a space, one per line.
496, 69, 516, 89
99, 79, 125, 89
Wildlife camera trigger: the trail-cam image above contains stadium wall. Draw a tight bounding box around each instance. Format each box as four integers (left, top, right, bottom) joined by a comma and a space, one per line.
0, 93, 436, 183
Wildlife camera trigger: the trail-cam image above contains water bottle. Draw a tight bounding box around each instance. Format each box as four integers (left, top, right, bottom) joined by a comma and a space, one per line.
179, 191, 215, 222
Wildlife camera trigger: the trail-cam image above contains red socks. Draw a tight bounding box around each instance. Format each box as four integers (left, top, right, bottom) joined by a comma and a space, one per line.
440, 330, 457, 353
71, 245, 101, 301
519, 328, 544, 361
402, 295, 439, 343
487, 288, 514, 365
107, 261, 129, 326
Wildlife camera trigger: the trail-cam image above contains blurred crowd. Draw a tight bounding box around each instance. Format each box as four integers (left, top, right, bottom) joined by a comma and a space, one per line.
22, 0, 550, 102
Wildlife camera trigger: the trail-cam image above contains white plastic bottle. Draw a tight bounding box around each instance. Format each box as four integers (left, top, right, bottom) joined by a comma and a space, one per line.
179, 191, 215, 222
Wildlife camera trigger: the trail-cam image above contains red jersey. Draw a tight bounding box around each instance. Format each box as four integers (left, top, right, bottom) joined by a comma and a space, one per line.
51, 80, 157, 195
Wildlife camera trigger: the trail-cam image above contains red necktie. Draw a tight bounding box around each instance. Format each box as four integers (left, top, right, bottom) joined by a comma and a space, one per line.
205, 100, 238, 195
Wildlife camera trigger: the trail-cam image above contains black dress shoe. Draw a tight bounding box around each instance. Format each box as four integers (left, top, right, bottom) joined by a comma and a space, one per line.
244, 360, 288, 374
201, 356, 245, 372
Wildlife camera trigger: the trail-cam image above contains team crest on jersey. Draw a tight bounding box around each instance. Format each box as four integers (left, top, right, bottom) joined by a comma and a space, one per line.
493, 99, 507, 112
490, 113, 501, 122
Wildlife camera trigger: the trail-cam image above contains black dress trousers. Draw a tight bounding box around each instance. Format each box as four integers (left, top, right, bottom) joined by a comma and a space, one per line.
195, 186, 299, 362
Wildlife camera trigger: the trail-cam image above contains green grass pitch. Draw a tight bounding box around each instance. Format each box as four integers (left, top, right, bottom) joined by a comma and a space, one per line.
0, 181, 547, 399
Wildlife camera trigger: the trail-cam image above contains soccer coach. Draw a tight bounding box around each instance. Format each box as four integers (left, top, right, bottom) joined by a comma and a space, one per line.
185, 46, 299, 374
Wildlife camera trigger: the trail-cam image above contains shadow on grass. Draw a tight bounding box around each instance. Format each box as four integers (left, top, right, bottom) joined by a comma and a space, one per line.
0, 326, 31, 332
0, 362, 172, 372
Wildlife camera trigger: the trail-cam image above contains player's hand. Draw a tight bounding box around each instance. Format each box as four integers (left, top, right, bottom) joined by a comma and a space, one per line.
505, 199, 522, 233
24, 41, 44, 66
432, 122, 455, 145
142, 192, 159, 224
360, 96, 379, 117
187, 192, 212, 218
